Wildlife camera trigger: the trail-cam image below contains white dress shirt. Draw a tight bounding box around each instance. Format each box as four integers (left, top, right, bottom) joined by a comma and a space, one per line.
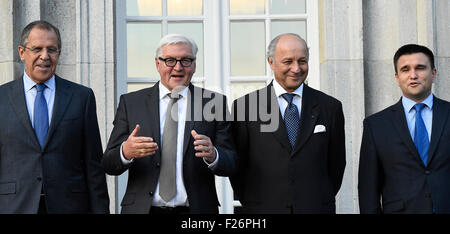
23, 72, 56, 127
120, 82, 219, 207
272, 78, 303, 119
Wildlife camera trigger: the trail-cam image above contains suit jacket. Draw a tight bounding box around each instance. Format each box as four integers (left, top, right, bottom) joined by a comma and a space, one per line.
102, 82, 236, 214
0, 75, 109, 214
359, 96, 450, 214
230, 83, 346, 214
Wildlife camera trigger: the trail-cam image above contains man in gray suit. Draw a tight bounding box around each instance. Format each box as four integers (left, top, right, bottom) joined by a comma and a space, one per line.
0, 21, 109, 213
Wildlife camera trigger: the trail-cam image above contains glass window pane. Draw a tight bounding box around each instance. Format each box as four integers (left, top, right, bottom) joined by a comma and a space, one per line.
128, 83, 155, 93
168, 0, 203, 16
191, 81, 204, 88
269, 0, 306, 14
271, 20, 307, 41
230, 0, 265, 15
230, 21, 266, 76
127, 0, 162, 16
231, 82, 266, 101
168, 22, 204, 77
127, 23, 162, 78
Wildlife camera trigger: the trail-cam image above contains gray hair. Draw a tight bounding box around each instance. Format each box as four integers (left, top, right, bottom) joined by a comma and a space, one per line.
20, 20, 62, 50
267, 33, 309, 62
156, 34, 198, 58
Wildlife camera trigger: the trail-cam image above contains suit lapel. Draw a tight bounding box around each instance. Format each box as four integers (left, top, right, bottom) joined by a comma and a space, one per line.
389, 99, 423, 164
292, 85, 319, 155
428, 96, 450, 165
45, 76, 73, 149
146, 83, 162, 161
182, 84, 196, 156
8, 78, 41, 149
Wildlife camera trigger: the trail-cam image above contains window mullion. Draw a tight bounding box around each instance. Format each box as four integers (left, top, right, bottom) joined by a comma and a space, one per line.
162, 0, 168, 35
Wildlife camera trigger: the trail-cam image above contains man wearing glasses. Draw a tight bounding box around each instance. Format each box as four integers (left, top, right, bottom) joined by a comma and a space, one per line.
102, 34, 236, 214
0, 21, 109, 213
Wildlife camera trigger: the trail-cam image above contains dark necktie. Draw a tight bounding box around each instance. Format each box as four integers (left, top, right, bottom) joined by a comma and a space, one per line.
413, 103, 429, 166
34, 84, 49, 149
282, 93, 300, 148
159, 93, 180, 202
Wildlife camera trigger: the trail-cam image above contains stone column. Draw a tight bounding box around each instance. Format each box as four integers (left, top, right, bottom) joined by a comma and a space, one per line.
42, 0, 117, 213
363, 0, 405, 116
319, 0, 365, 213
1, 0, 43, 84
363, 0, 450, 115
433, 0, 450, 101
0, 0, 14, 84
73, 0, 116, 213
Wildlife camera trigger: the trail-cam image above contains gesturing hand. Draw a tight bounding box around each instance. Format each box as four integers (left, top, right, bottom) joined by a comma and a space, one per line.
122, 124, 158, 160
191, 130, 217, 163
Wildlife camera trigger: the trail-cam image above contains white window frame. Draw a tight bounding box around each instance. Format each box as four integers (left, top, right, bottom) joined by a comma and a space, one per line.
220, 0, 320, 214
223, 0, 320, 96
115, 0, 319, 214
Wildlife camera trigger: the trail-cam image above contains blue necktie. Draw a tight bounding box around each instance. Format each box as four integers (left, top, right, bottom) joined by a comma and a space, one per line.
34, 84, 49, 149
413, 103, 429, 166
282, 93, 300, 148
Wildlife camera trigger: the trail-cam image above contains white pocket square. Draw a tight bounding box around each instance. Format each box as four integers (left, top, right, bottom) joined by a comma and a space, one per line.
313, 125, 326, 133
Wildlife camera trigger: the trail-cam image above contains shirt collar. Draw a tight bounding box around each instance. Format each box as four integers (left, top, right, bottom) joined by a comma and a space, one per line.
23, 71, 56, 92
159, 82, 189, 100
402, 93, 434, 113
272, 78, 303, 98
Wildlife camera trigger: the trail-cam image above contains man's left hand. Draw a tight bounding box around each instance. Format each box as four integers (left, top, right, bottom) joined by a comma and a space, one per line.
191, 130, 216, 163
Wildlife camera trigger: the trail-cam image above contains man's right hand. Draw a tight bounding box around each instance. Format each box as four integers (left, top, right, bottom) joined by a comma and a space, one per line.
122, 124, 158, 160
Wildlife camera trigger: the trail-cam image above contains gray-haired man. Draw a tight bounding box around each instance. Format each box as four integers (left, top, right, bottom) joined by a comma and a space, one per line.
0, 20, 109, 214
230, 33, 346, 214
102, 34, 236, 214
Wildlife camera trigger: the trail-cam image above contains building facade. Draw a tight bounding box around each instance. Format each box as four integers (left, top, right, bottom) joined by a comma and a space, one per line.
0, 0, 449, 214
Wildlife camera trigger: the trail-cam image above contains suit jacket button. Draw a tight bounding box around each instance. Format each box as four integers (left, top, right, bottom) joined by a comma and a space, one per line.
156, 163, 161, 168
425, 170, 431, 175
149, 191, 154, 196
425, 192, 431, 198
37, 177, 42, 182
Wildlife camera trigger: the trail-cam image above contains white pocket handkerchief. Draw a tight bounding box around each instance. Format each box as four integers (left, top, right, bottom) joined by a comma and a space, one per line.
313, 125, 326, 133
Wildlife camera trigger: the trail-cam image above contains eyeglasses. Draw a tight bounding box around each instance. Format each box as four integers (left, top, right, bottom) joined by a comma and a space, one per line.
158, 57, 195, 67
22, 46, 60, 56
